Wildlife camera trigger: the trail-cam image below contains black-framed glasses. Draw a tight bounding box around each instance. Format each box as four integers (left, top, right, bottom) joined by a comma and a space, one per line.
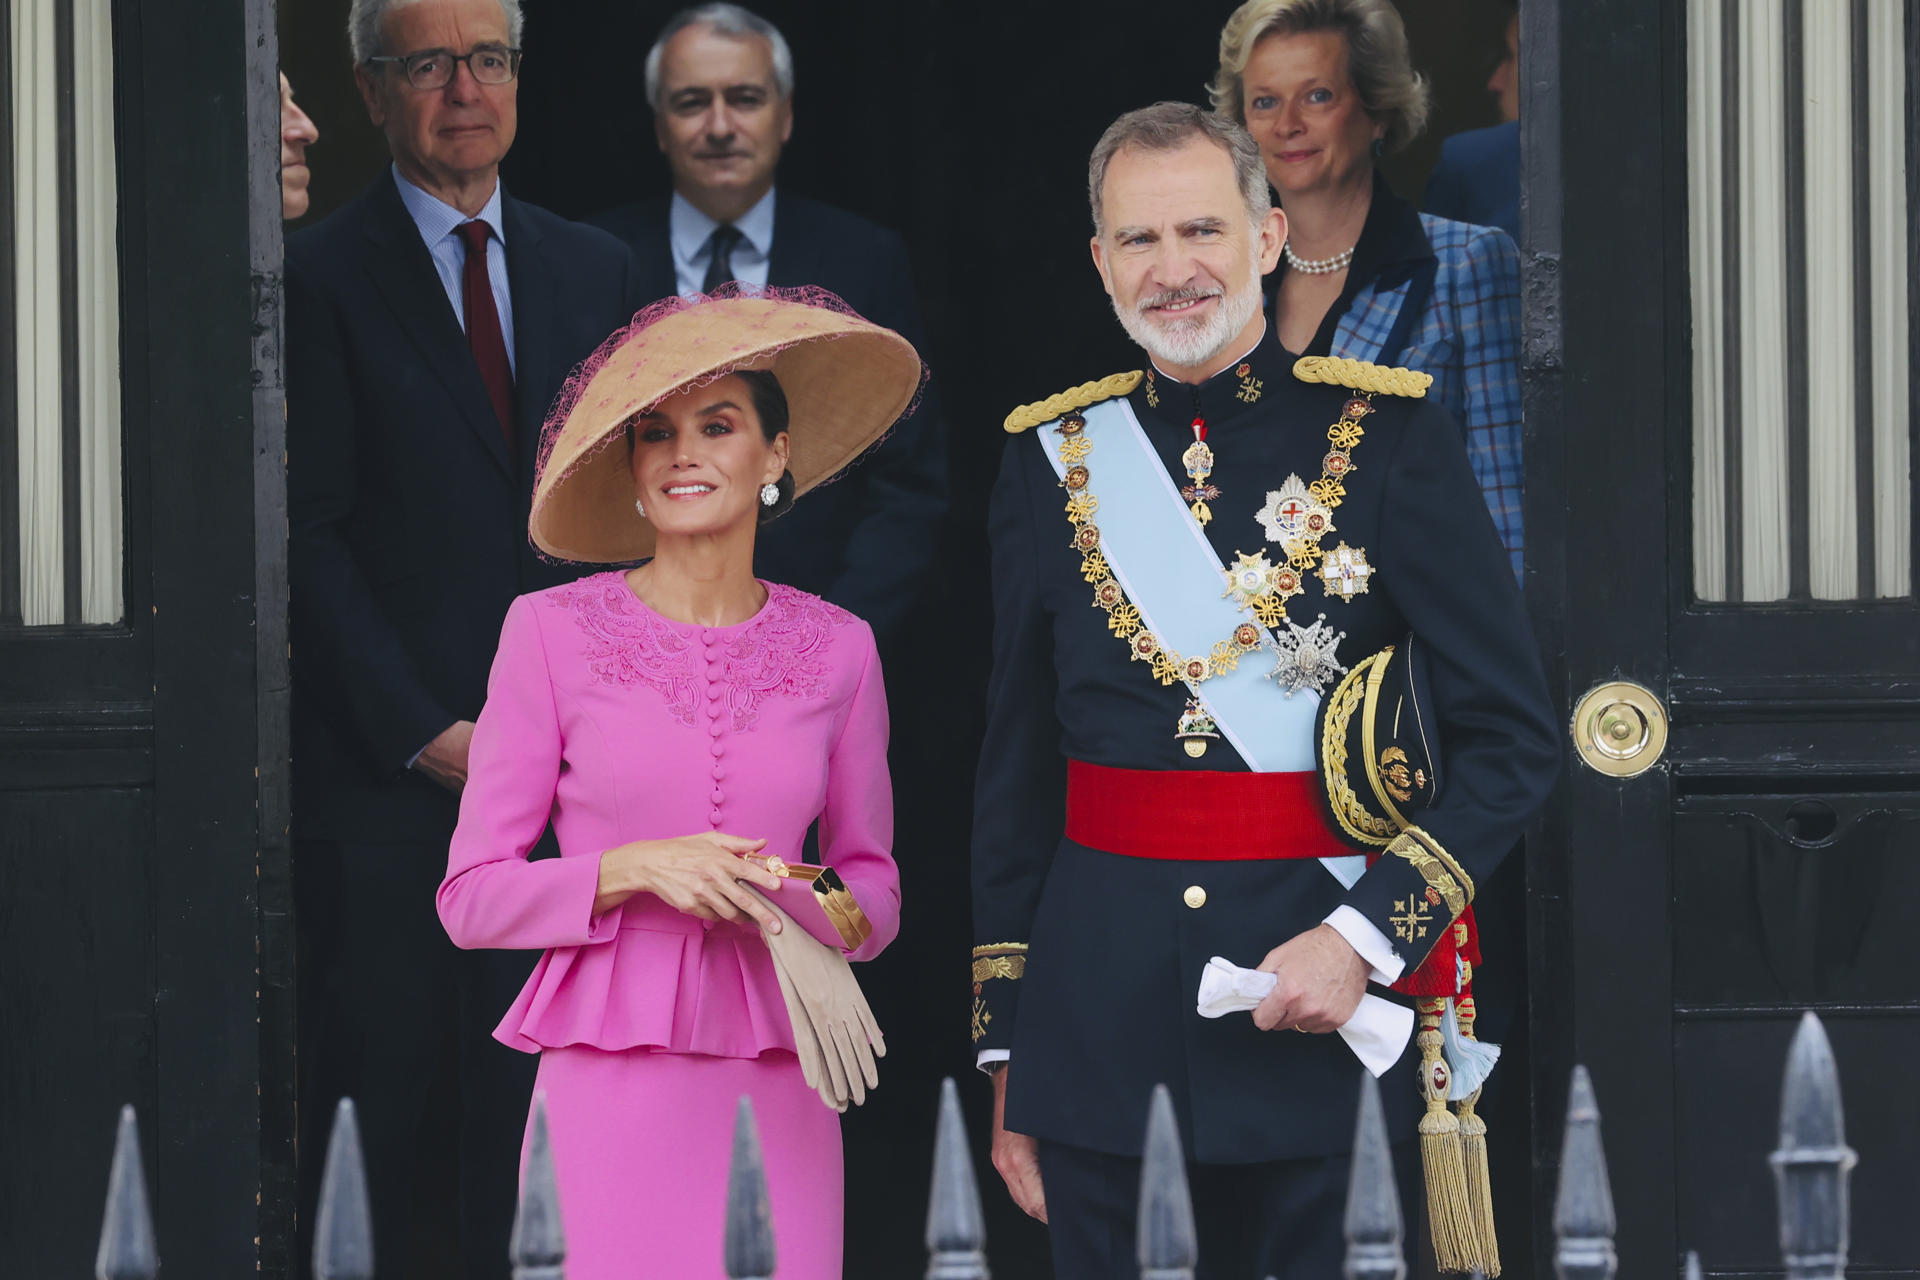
366, 45, 522, 91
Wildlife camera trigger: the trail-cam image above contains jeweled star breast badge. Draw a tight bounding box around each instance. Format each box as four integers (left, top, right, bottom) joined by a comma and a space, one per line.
1266, 613, 1349, 696
1256, 474, 1335, 562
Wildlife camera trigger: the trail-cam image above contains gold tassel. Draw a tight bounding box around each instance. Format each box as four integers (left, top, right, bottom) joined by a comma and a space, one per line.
1454, 996, 1501, 1276
1416, 998, 1476, 1272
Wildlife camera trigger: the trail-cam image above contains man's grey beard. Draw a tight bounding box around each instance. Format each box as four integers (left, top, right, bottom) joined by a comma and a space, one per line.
1114, 257, 1265, 370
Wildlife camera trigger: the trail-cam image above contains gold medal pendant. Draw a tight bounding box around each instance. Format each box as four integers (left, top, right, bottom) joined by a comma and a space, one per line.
1175, 698, 1220, 758
1180, 417, 1220, 525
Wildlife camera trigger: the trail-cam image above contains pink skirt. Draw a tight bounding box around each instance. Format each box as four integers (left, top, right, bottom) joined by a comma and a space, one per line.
530, 1046, 843, 1280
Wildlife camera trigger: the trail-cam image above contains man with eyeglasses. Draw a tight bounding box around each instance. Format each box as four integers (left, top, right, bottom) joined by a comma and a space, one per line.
284, 1, 641, 1275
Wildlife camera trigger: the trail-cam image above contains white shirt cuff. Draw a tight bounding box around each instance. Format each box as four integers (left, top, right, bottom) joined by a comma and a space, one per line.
975, 1048, 1009, 1075
1324, 905, 1405, 986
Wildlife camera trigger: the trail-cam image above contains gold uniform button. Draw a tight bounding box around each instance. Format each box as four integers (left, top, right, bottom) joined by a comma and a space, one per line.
1183, 885, 1207, 909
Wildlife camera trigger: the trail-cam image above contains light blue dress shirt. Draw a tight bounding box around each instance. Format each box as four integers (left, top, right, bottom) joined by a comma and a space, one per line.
668, 188, 776, 297
393, 164, 517, 376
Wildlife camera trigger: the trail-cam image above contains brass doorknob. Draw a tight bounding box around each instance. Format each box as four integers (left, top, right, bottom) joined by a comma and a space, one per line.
1570, 680, 1669, 777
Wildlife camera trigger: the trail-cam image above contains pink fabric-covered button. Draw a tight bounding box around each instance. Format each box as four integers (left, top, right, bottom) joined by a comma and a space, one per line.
709, 723, 722, 738
707, 685, 721, 700
709, 808, 723, 824
711, 788, 724, 804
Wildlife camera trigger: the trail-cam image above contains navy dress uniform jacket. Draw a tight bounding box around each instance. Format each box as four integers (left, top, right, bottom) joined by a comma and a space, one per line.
971, 333, 1559, 1164
586, 193, 948, 645
286, 171, 643, 840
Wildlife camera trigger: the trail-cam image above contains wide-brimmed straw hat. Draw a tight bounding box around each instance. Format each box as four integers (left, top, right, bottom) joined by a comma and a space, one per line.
531, 285, 924, 563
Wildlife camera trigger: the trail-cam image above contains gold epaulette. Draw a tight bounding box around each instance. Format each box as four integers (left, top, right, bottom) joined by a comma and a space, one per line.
1002, 371, 1144, 433
1293, 355, 1432, 399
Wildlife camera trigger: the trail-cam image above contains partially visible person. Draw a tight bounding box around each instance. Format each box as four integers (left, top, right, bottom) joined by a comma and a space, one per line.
439, 289, 915, 1279
586, 3, 946, 647
280, 71, 320, 220
286, 0, 641, 1275
1214, 0, 1525, 580
1423, 6, 1521, 240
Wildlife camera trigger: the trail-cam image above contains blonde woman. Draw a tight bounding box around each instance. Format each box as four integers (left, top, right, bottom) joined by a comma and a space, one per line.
1214, 0, 1526, 580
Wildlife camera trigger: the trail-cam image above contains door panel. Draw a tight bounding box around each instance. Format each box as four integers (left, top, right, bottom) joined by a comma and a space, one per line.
1527, 1, 1919, 1276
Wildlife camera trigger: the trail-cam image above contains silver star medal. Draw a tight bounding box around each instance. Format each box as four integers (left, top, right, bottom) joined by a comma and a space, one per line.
1255, 474, 1335, 561
1266, 613, 1349, 697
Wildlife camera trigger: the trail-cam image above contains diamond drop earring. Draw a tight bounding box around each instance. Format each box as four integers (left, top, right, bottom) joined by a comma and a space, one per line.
633, 497, 646, 518
760, 483, 780, 507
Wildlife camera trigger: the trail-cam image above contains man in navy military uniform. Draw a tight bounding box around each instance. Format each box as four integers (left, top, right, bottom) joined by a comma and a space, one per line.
971, 102, 1559, 1280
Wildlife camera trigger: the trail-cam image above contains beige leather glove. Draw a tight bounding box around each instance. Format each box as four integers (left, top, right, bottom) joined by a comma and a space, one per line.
750, 889, 884, 1109
767, 944, 844, 1111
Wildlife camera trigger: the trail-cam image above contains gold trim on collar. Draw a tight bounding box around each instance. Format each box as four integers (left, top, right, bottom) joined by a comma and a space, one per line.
1003, 371, 1144, 433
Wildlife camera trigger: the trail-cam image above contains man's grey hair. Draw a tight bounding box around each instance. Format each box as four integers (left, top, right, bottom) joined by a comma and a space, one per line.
1088, 102, 1272, 236
644, 4, 795, 111
348, 0, 526, 66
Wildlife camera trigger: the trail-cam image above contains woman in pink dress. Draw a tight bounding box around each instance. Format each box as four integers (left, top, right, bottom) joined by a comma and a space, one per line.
436, 289, 924, 1278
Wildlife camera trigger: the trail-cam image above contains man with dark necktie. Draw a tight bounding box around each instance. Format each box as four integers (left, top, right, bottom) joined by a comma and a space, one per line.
285, 0, 640, 1274
588, 2, 947, 646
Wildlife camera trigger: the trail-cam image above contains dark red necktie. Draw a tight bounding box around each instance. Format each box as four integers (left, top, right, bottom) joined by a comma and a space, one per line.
456, 220, 515, 446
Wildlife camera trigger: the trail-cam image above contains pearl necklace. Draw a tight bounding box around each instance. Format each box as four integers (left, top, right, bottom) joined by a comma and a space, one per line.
1283, 242, 1354, 275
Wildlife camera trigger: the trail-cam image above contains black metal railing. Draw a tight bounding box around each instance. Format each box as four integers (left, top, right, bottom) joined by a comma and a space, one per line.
86, 1011, 1860, 1279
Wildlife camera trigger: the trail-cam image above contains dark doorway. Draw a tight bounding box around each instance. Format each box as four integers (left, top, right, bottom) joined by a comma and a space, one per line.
0, 0, 291, 1274
1524, 1, 1920, 1276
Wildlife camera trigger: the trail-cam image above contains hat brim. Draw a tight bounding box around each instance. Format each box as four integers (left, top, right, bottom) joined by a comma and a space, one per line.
530, 295, 923, 564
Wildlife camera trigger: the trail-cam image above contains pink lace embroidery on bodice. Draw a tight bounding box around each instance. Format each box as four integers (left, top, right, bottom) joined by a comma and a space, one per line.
556, 574, 852, 731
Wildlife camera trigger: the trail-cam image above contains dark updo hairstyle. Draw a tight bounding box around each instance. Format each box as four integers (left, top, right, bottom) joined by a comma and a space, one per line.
735, 368, 797, 524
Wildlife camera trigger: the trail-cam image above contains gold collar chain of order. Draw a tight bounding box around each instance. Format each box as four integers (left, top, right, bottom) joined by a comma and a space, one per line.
1050, 390, 1376, 690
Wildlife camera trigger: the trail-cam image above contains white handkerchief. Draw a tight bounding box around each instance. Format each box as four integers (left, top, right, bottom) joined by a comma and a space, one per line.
1195, 956, 1415, 1078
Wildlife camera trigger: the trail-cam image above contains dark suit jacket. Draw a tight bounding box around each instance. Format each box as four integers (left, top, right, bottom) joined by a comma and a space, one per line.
585, 192, 948, 645
1421, 120, 1520, 242
286, 170, 641, 841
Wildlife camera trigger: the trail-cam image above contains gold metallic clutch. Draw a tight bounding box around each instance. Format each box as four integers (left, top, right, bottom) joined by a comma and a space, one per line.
743, 855, 874, 951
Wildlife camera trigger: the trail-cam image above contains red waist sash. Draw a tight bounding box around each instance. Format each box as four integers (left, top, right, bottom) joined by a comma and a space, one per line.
1064, 760, 1354, 861
1065, 761, 1475, 997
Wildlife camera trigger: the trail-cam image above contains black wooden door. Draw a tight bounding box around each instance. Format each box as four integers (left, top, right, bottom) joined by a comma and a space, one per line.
1525, 1, 1920, 1276
0, 0, 290, 1273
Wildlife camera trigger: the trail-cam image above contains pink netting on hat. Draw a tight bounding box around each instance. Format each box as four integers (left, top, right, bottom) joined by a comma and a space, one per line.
534, 283, 929, 561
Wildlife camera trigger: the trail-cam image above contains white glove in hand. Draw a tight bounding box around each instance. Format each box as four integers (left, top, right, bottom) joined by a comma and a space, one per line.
750, 889, 885, 1110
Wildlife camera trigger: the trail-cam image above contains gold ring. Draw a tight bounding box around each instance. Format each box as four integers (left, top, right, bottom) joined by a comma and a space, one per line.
1294, 1025, 1308, 1033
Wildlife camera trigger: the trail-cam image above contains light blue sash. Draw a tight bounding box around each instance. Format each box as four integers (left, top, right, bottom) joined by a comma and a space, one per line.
1038, 397, 1367, 888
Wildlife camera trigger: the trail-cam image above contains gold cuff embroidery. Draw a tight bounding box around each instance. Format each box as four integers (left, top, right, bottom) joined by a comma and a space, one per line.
1405, 826, 1474, 906
1386, 828, 1468, 919
972, 954, 1027, 983
971, 997, 993, 1043
970, 944, 1027, 1043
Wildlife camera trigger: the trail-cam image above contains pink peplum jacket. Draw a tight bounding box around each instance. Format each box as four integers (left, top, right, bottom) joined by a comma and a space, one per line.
437, 571, 900, 1059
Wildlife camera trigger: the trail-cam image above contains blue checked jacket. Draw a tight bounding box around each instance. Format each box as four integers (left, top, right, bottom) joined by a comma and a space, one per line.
1305, 181, 1525, 580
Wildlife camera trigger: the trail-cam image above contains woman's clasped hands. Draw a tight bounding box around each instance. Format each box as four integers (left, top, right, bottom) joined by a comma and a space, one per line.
594, 831, 786, 929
